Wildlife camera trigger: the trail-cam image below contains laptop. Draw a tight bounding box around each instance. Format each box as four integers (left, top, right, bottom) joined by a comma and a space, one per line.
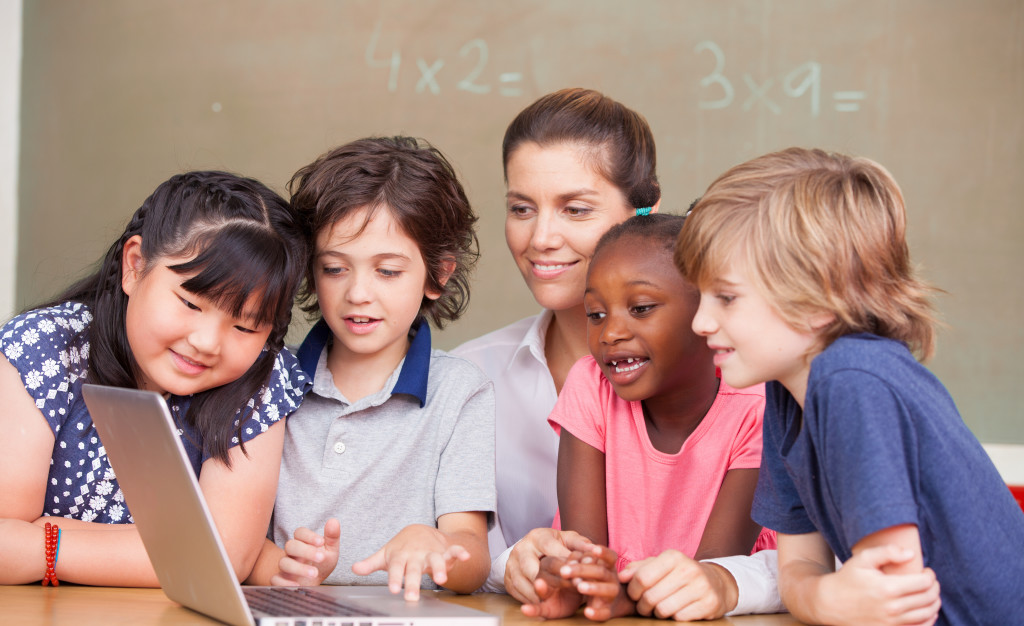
82, 383, 498, 626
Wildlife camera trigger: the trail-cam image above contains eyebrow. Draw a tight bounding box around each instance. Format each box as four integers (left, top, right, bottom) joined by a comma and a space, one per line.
506, 188, 601, 204
317, 250, 412, 263
584, 279, 661, 295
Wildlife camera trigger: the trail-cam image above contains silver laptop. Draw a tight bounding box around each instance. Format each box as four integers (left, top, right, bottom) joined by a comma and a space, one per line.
82, 383, 498, 626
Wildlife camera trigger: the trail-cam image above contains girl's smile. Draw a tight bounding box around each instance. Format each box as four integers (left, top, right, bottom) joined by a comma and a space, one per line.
121, 237, 271, 397
584, 235, 714, 404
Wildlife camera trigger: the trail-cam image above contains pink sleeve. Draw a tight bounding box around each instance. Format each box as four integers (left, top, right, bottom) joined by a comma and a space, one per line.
728, 384, 767, 470
547, 356, 607, 453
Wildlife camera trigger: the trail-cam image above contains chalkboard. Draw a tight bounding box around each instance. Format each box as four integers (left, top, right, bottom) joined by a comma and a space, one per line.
18, 0, 1024, 443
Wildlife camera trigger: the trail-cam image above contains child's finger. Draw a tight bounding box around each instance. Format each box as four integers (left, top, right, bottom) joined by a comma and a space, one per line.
283, 541, 325, 564
443, 543, 470, 564
427, 551, 449, 586
560, 560, 616, 582
269, 572, 302, 587
403, 560, 425, 601
290, 526, 326, 547
383, 553, 409, 596
322, 518, 342, 550
576, 578, 620, 599
278, 556, 320, 581
351, 548, 387, 577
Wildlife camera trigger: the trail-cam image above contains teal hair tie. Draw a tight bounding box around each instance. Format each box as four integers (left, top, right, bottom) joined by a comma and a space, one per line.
635, 207, 652, 217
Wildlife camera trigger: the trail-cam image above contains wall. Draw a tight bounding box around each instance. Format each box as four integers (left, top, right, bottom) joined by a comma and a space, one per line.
17, 1, 1024, 442
0, 0, 21, 321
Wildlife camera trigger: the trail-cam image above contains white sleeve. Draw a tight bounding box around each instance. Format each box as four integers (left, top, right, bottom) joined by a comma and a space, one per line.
702, 550, 785, 615
478, 544, 513, 593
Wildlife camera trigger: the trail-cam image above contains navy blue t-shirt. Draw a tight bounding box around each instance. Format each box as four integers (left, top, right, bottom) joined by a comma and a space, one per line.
753, 333, 1024, 625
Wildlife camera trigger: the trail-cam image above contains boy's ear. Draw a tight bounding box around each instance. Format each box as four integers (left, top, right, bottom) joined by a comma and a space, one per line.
425, 257, 456, 301
651, 198, 661, 214
121, 235, 145, 296
808, 309, 836, 331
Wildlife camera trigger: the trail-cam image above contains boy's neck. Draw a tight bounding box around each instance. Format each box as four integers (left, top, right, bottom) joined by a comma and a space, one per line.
641, 369, 721, 455
326, 337, 411, 404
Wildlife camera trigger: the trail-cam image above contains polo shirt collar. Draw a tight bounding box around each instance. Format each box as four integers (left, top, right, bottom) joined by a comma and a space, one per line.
296, 316, 431, 408
392, 317, 431, 407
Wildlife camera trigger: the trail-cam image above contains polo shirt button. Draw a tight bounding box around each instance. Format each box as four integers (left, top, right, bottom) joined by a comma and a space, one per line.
333, 441, 346, 454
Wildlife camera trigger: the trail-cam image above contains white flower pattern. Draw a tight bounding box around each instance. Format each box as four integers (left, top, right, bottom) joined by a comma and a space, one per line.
1, 302, 310, 525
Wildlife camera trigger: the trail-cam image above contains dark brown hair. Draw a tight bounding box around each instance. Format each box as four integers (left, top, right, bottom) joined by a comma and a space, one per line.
288, 136, 479, 328
502, 87, 660, 209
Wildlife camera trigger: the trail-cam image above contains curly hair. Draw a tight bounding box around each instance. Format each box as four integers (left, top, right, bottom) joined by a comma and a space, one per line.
288, 136, 479, 328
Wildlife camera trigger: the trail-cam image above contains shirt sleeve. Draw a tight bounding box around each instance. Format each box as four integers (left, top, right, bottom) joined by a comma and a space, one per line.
434, 364, 497, 523
810, 369, 920, 546
726, 386, 766, 470
0, 304, 91, 433
703, 550, 785, 615
547, 356, 607, 452
223, 348, 312, 453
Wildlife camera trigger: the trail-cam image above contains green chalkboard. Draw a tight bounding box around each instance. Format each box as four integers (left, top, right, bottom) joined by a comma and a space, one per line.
19, 0, 1024, 442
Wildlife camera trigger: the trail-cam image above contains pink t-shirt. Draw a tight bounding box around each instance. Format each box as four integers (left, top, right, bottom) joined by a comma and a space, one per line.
549, 356, 773, 570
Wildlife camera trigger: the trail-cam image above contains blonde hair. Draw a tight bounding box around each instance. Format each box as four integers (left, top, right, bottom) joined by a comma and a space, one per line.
675, 147, 939, 360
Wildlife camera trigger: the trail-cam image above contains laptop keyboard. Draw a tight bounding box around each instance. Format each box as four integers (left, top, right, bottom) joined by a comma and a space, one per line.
244, 587, 385, 618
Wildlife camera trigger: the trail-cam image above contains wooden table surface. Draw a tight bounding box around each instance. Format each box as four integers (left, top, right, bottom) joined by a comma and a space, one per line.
0, 584, 803, 625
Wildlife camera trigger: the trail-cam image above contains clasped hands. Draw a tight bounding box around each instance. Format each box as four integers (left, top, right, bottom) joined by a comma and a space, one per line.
506, 528, 736, 621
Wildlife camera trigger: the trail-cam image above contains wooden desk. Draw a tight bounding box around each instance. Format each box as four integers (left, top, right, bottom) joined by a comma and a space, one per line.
0, 585, 802, 625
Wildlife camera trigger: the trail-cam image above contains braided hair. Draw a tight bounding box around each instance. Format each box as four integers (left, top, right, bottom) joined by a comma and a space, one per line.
42, 171, 307, 465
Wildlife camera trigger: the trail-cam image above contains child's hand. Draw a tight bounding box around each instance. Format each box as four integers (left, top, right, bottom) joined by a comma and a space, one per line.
351, 524, 470, 601
558, 544, 634, 621
619, 549, 737, 621
505, 527, 597, 604
520, 553, 585, 619
270, 518, 341, 586
819, 545, 941, 626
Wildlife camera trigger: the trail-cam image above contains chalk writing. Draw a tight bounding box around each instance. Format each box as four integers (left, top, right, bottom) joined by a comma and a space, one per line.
366, 22, 525, 97
696, 41, 865, 117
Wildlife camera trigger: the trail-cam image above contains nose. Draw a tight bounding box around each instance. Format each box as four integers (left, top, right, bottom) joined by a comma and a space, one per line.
691, 295, 716, 337
529, 209, 563, 251
187, 315, 222, 356
599, 311, 631, 345
345, 269, 373, 304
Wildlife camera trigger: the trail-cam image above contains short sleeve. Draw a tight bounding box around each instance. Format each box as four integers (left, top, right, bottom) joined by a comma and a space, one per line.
810, 370, 920, 545
724, 385, 765, 471
0, 303, 92, 433
433, 359, 497, 524
214, 347, 312, 457
547, 356, 609, 453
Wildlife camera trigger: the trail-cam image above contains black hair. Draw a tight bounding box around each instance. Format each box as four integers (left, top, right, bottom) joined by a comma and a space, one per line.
40, 171, 307, 465
592, 212, 687, 262
288, 136, 479, 328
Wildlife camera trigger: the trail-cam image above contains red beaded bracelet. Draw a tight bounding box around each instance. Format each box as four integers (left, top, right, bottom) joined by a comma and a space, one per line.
42, 521, 60, 586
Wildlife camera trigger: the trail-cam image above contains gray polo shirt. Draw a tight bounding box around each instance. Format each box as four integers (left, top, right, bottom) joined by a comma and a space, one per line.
272, 319, 496, 586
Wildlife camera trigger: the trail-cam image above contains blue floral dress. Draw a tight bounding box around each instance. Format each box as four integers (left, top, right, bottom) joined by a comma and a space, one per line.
0, 302, 311, 523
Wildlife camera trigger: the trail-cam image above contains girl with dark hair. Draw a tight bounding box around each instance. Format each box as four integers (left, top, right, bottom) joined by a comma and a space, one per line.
0, 171, 311, 586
